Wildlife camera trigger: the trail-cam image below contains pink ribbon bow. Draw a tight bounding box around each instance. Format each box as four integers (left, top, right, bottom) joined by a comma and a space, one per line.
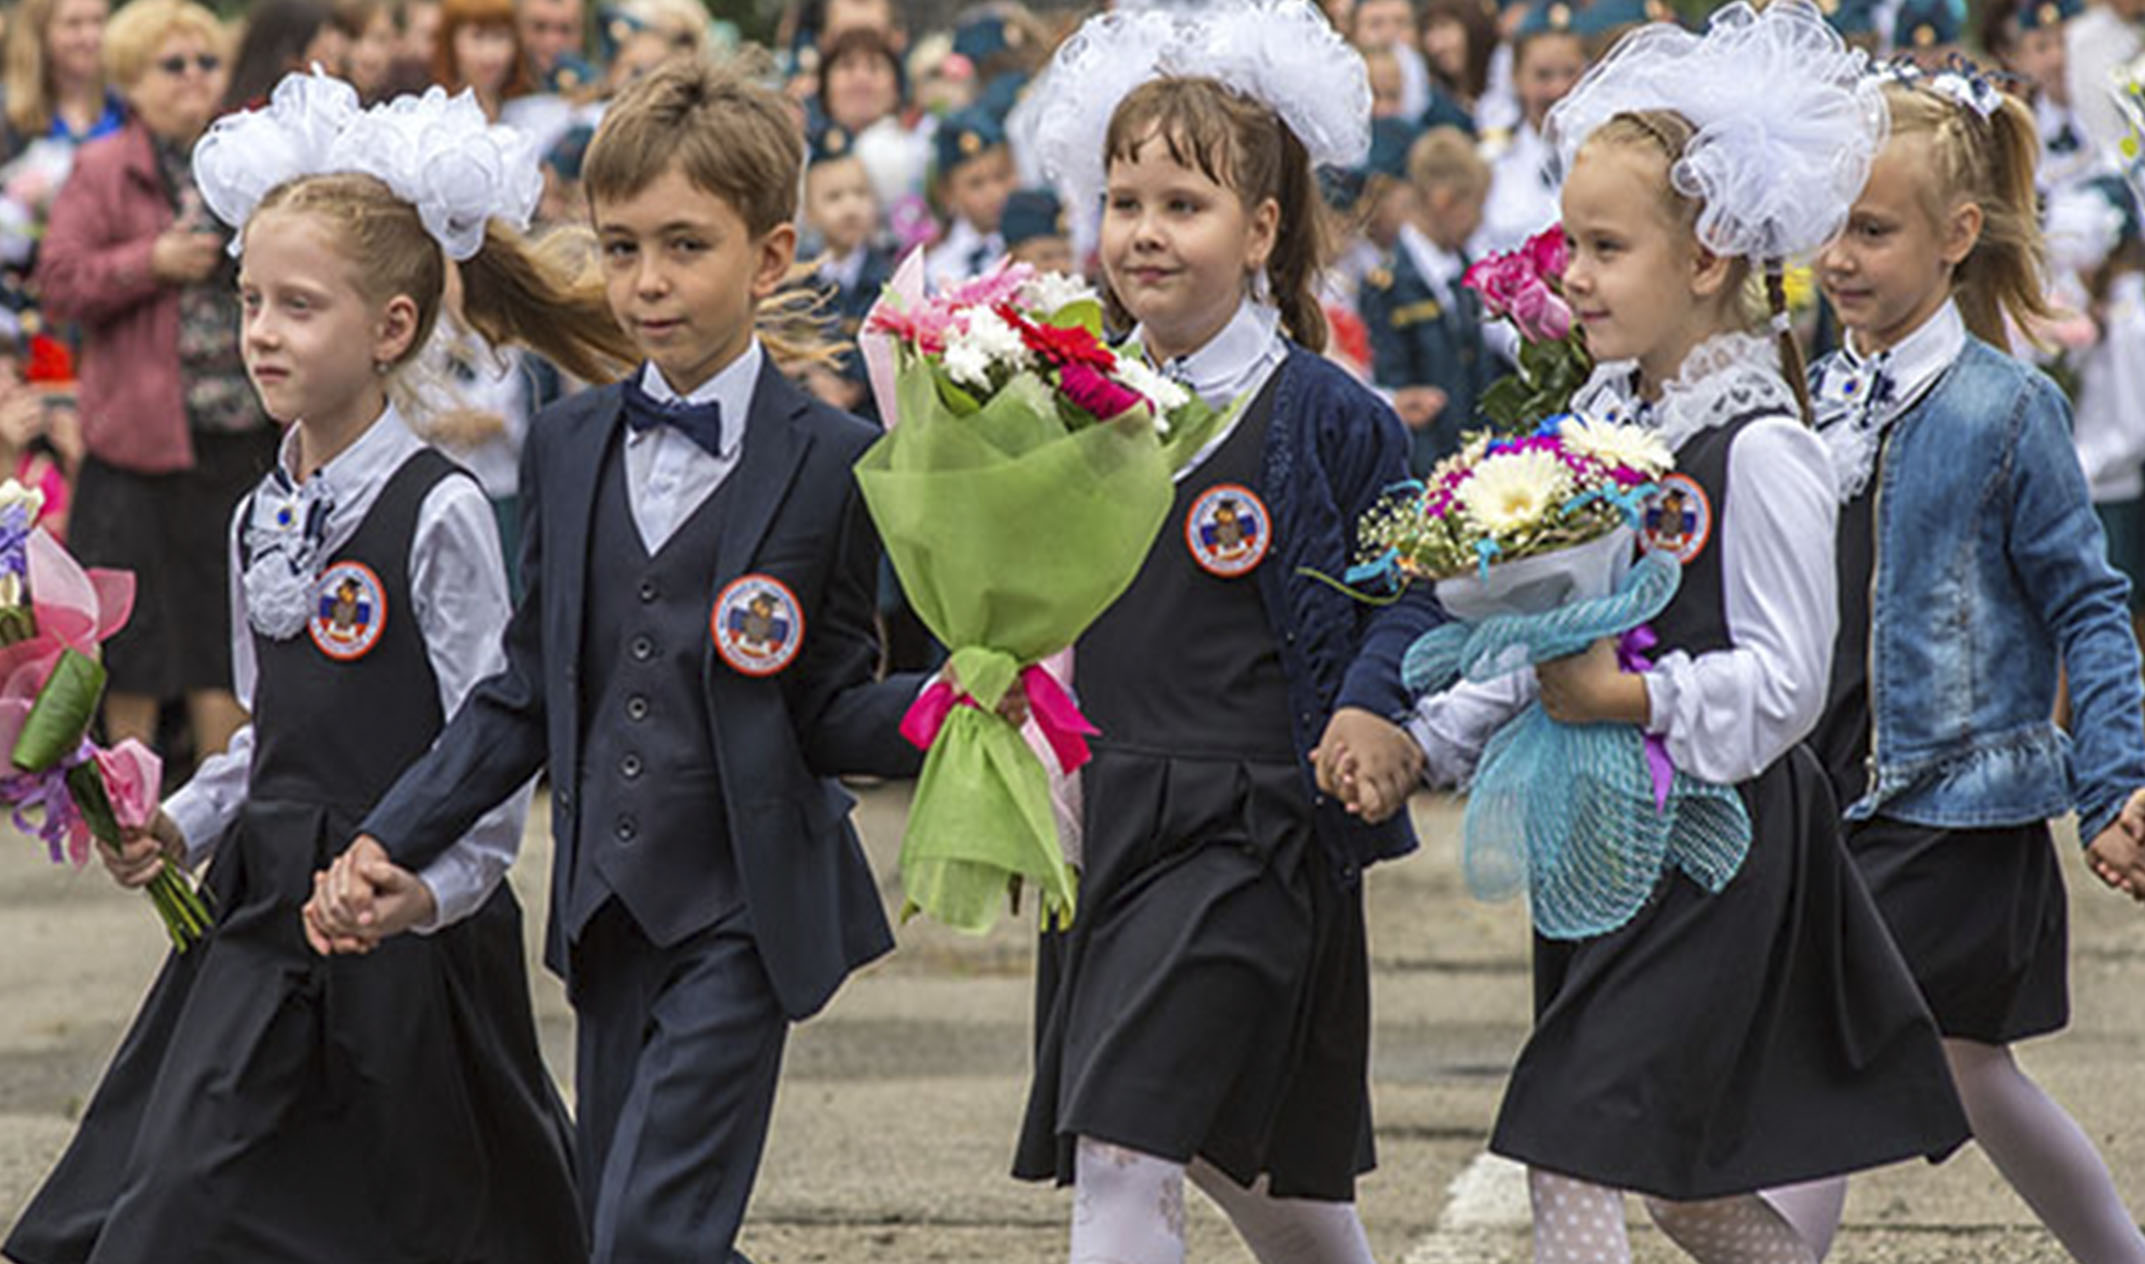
1615, 626, 1676, 812
901, 663, 1101, 774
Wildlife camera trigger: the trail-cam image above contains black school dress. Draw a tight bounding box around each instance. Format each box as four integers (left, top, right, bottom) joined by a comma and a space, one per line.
1810, 451, 2069, 1046
4, 451, 584, 1264
1489, 414, 1969, 1200
1013, 376, 1376, 1201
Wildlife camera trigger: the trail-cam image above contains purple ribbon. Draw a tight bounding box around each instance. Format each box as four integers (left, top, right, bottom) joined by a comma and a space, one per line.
1616, 625, 1676, 812
0, 762, 81, 863
0, 503, 31, 581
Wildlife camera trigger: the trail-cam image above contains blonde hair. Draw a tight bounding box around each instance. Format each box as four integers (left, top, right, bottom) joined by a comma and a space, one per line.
1578, 110, 1811, 422
250, 172, 636, 390
1102, 75, 1335, 353
3, 0, 104, 137
585, 54, 833, 368
1407, 125, 1490, 198
101, 0, 224, 91
1879, 80, 2050, 348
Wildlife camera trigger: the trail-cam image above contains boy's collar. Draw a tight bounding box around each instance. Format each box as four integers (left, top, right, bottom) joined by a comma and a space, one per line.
633, 340, 762, 460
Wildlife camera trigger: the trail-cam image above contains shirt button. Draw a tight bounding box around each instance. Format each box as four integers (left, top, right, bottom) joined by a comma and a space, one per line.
631, 634, 655, 661
625, 695, 650, 721
615, 815, 637, 843
638, 580, 659, 603
620, 753, 643, 779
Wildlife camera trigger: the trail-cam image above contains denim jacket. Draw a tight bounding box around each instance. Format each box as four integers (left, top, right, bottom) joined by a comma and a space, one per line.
1844, 336, 2145, 843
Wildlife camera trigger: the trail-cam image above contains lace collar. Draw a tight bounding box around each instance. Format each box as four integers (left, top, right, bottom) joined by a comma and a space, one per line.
1569, 332, 1798, 454
1813, 300, 1965, 501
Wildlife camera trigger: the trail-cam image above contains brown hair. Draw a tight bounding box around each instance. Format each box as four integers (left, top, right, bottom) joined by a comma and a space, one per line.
1407, 125, 1490, 198
4, 0, 110, 137
250, 171, 636, 385
1101, 75, 1334, 353
585, 53, 833, 367
1880, 80, 2050, 348
1420, 0, 1498, 102
1577, 110, 1814, 422
432, 0, 531, 99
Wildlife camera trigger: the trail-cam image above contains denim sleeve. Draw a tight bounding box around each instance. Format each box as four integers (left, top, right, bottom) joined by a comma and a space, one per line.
2004, 378, 2145, 843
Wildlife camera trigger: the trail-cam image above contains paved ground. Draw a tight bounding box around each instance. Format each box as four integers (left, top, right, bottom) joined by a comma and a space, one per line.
2, 787, 2142, 1261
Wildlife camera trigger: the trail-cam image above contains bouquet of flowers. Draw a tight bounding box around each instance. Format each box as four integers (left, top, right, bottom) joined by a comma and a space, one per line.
1464, 226, 1594, 432
1358, 413, 1672, 620
857, 254, 1220, 934
0, 481, 209, 948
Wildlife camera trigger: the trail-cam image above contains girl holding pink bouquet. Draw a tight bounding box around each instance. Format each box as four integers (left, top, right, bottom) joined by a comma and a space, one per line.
4, 71, 632, 1264
1009, 4, 1440, 1261
1394, 4, 1970, 1261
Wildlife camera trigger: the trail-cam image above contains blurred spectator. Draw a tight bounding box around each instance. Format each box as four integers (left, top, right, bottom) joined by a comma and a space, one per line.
223, 0, 343, 111
2067, 0, 2141, 158
925, 106, 1013, 285
0, 315, 81, 538
434, 0, 530, 119
535, 119, 592, 226
0, 0, 119, 162
1474, 16, 1582, 255
1001, 186, 1069, 275
37, 0, 268, 761
1420, 0, 1499, 117
331, 0, 400, 101
396, 0, 442, 66
820, 26, 930, 225
800, 122, 889, 420
517, 0, 586, 80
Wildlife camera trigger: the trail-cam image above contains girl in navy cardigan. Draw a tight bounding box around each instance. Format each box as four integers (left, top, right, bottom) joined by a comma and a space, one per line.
1010, 19, 1440, 1263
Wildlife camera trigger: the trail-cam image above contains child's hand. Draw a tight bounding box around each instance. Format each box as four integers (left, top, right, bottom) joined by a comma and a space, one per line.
0, 387, 44, 450
1535, 638, 1651, 726
2086, 788, 2145, 901
100, 811, 185, 889
935, 664, 1030, 727
1393, 386, 1448, 431
303, 835, 434, 953
1314, 708, 1424, 824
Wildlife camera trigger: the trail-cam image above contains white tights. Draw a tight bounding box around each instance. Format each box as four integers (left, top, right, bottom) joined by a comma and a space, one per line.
1067, 1137, 1376, 1264
1529, 1168, 1821, 1264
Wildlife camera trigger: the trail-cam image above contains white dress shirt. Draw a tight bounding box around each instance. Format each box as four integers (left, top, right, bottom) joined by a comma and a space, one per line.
1130, 298, 1290, 482
924, 217, 1005, 289
166, 407, 531, 933
1409, 334, 1839, 789
1398, 222, 1467, 307
626, 341, 761, 554
1473, 121, 1561, 259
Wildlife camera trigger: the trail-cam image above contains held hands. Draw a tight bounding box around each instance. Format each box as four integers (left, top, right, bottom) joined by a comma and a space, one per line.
934, 663, 1031, 727
101, 810, 186, 889
300, 835, 437, 955
1535, 638, 1652, 727
1311, 707, 1425, 825
2084, 788, 2145, 902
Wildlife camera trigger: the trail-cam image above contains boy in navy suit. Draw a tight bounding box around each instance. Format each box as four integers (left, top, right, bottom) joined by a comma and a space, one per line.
306, 58, 922, 1263
1361, 126, 1498, 475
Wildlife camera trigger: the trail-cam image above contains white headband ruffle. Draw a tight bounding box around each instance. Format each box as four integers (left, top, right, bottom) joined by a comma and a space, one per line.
1019, 0, 1371, 215
192, 70, 542, 262
1545, 0, 1889, 261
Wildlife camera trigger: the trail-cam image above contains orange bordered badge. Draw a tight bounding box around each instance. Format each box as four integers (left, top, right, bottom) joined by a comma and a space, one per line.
309, 561, 387, 661
1184, 483, 1271, 578
711, 574, 805, 677
1639, 474, 1713, 565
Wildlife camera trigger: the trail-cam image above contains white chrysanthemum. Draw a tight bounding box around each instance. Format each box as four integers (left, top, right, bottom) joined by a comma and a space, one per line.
1455, 449, 1573, 534
941, 338, 995, 391
0, 478, 45, 520
961, 306, 1031, 368
1019, 270, 1097, 314
1111, 355, 1189, 429
1558, 416, 1674, 476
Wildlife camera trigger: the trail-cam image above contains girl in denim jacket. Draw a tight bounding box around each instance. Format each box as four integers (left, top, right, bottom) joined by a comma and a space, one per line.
1804, 67, 2145, 1263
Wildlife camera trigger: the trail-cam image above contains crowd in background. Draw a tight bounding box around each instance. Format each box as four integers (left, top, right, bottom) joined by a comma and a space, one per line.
0, 0, 2137, 777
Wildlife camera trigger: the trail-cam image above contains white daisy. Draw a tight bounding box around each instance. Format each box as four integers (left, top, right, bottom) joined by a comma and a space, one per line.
1454, 449, 1573, 535
1019, 270, 1098, 314
1557, 415, 1674, 477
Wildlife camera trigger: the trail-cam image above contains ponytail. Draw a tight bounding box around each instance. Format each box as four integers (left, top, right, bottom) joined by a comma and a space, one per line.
1266, 120, 1333, 355
1765, 262, 1814, 425
458, 221, 639, 385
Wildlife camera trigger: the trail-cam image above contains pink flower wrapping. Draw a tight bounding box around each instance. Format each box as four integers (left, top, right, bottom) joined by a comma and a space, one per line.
92, 739, 162, 831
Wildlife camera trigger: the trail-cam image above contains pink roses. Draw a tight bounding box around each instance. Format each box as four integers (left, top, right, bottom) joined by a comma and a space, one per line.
1463, 226, 1575, 343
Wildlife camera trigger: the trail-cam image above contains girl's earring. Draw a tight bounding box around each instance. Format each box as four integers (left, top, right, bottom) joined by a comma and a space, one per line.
373, 360, 390, 376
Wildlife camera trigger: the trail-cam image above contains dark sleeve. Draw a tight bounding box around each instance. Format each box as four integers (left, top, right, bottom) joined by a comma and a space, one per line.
1360, 282, 1411, 389
787, 432, 928, 779
362, 419, 555, 868
34, 150, 163, 324
1329, 380, 1445, 717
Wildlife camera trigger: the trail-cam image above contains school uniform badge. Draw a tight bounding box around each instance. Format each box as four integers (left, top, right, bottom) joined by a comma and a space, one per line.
1185, 484, 1271, 578
1638, 474, 1713, 565
309, 561, 386, 660
712, 574, 804, 676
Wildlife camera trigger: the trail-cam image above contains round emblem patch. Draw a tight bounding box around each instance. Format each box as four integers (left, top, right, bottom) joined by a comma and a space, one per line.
712, 574, 805, 677
1639, 474, 1713, 565
308, 561, 387, 661
1185, 483, 1272, 578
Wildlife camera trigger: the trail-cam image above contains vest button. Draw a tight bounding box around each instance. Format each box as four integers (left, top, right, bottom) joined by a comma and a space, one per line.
630, 634, 655, 660
614, 815, 637, 842
638, 580, 659, 603
625, 695, 650, 721
620, 753, 643, 779
556, 788, 573, 813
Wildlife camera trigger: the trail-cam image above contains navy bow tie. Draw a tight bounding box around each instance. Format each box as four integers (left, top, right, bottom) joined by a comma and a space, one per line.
622, 375, 725, 457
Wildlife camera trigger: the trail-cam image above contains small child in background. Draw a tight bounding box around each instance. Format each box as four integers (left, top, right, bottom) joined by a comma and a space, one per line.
0, 322, 79, 538
924, 106, 1015, 286
1362, 125, 1495, 475
802, 122, 892, 421
536, 121, 594, 228
1001, 186, 1072, 276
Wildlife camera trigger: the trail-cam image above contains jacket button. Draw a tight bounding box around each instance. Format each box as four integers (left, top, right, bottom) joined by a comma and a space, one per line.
615, 815, 637, 842
556, 788, 573, 813
630, 634, 655, 661
620, 753, 643, 779
625, 695, 650, 721
638, 580, 659, 603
